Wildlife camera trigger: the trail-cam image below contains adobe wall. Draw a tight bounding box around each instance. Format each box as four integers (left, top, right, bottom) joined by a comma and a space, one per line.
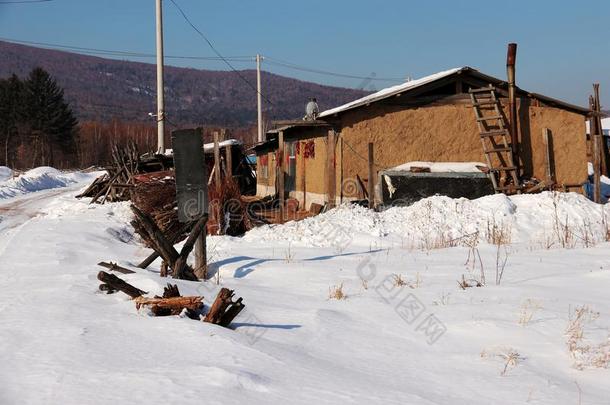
293, 136, 328, 210
337, 101, 587, 198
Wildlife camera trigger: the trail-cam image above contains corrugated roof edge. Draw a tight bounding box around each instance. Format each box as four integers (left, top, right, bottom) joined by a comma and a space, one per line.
318, 67, 464, 117
318, 66, 589, 117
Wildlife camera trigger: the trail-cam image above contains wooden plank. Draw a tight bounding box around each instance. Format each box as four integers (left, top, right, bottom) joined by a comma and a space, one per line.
213, 131, 221, 189
469, 86, 496, 93
225, 144, 233, 179
542, 128, 554, 185
97, 261, 135, 274
476, 115, 503, 121
278, 130, 285, 222
367, 143, 374, 209
327, 130, 337, 208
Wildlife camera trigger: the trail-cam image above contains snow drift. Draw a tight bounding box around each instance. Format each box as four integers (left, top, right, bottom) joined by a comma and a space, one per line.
244, 192, 609, 248
0, 167, 95, 200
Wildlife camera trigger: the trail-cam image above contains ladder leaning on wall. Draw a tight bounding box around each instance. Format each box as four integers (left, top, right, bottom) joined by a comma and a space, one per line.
469, 85, 521, 194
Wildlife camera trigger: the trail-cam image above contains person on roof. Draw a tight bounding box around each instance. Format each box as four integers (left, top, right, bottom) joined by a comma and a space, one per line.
304, 97, 319, 121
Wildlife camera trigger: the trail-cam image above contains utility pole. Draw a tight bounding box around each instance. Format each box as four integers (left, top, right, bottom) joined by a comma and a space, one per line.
256, 54, 263, 143
156, 0, 165, 153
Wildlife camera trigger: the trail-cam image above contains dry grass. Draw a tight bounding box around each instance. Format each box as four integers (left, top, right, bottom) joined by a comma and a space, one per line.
463, 232, 486, 286
480, 347, 523, 376
328, 283, 347, 300
500, 350, 522, 376
565, 305, 609, 370
457, 274, 482, 289
518, 299, 542, 326
486, 217, 512, 245
284, 243, 294, 263
392, 274, 407, 287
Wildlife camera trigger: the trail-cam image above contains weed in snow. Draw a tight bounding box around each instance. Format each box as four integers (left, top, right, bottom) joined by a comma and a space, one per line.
565, 305, 610, 370
328, 283, 347, 300
518, 299, 542, 326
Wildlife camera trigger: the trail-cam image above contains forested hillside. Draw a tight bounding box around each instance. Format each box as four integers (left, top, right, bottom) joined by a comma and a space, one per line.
0, 40, 368, 127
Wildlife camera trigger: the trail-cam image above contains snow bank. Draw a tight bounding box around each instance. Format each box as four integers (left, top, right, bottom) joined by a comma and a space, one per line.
0, 167, 96, 200
0, 166, 13, 181
244, 192, 610, 248
388, 161, 487, 173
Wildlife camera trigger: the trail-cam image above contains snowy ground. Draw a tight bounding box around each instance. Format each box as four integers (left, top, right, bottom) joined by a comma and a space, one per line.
0, 170, 609, 404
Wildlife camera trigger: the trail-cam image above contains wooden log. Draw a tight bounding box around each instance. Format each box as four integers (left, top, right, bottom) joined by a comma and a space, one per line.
161, 283, 180, 298
219, 297, 245, 327
134, 296, 203, 311
97, 261, 136, 274
173, 215, 208, 280
90, 168, 124, 204
131, 205, 179, 266
98, 283, 117, 294
194, 218, 208, 280
204, 288, 234, 324
97, 271, 146, 298
137, 222, 194, 269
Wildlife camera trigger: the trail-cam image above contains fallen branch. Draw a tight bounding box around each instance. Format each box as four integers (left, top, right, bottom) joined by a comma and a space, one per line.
97, 271, 146, 298
97, 261, 136, 274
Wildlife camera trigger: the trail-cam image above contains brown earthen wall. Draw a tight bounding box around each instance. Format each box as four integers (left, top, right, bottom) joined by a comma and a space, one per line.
337, 101, 587, 195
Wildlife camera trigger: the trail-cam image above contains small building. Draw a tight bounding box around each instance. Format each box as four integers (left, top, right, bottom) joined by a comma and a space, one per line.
254, 66, 590, 210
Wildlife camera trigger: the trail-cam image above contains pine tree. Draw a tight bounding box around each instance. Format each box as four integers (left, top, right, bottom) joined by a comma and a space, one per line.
0, 74, 25, 166
24, 67, 78, 166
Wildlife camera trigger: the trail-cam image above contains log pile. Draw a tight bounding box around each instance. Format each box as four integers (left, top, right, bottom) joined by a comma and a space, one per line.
96, 271, 244, 326
77, 143, 140, 204
77, 143, 174, 204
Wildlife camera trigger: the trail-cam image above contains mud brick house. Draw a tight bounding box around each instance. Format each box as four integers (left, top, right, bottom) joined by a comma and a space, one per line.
254, 66, 590, 210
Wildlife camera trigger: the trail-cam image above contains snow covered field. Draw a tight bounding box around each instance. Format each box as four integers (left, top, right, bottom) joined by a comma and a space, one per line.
0, 170, 609, 404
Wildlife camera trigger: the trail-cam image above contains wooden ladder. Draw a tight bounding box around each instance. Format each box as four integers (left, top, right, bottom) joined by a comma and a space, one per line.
469, 85, 521, 194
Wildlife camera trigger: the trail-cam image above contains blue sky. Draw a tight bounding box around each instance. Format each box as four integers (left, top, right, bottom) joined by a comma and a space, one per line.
0, 0, 609, 106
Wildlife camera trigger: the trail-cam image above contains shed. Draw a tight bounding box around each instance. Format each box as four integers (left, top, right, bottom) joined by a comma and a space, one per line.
256, 66, 590, 210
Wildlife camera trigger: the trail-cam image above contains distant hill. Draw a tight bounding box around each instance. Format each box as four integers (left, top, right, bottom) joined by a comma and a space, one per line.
0, 40, 369, 127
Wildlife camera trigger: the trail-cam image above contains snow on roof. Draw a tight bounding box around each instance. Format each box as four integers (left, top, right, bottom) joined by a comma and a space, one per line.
318, 67, 464, 118
203, 139, 242, 152
385, 161, 488, 173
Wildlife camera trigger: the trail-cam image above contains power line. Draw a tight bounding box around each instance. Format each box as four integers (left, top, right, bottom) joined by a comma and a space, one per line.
0, 0, 52, 3
0, 37, 253, 61
167, 0, 275, 107
265, 56, 404, 82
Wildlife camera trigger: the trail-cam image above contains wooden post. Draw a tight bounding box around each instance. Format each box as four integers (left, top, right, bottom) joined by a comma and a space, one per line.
367, 142, 375, 209
213, 131, 221, 189
506, 43, 520, 177
225, 143, 233, 179
339, 136, 344, 204
301, 141, 307, 210
327, 130, 337, 208
542, 128, 553, 187
194, 216, 208, 280
593, 84, 608, 177
278, 130, 285, 221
